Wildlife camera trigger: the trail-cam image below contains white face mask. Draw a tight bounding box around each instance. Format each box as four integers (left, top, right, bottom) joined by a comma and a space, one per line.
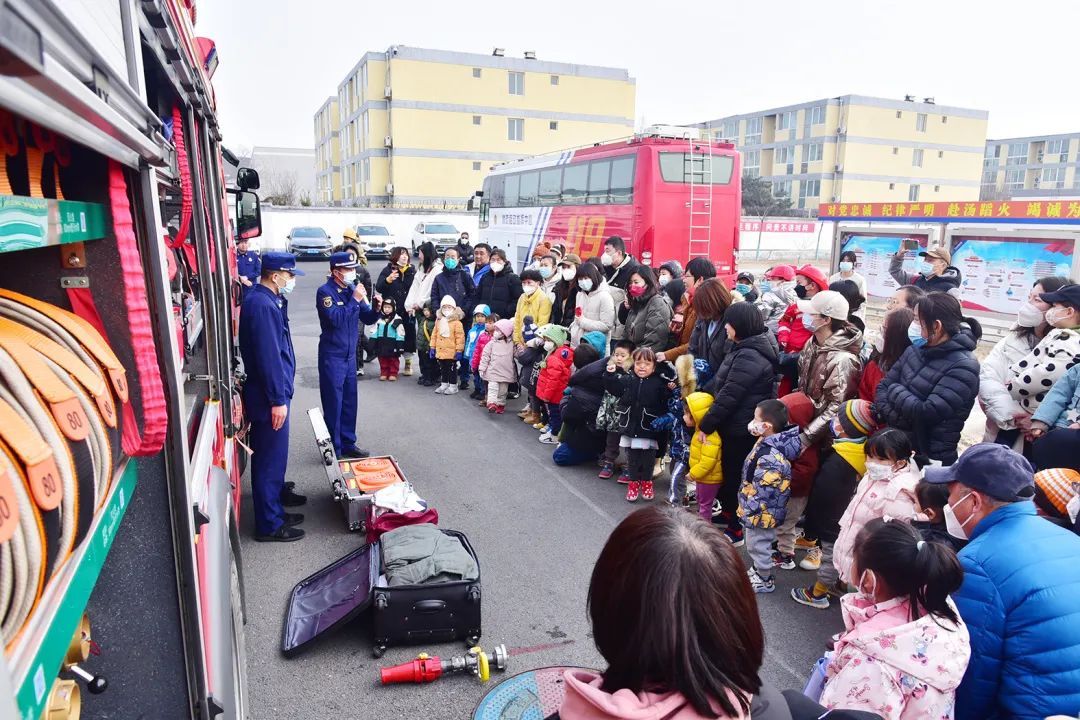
1046, 306, 1074, 328
944, 492, 974, 540
658, 274, 670, 287
1016, 302, 1046, 328
856, 569, 878, 603
522, 283, 538, 296
747, 420, 768, 436
441, 307, 453, 317
543, 340, 555, 352
864, 460, 894, 482
489, 261, 506, 274
341, 270, 357, 285
276, 275, 295, 295
561, 267, 577, 282
578, 278, 594, 292
601, 252, 614, 267
839, 261, 854, 273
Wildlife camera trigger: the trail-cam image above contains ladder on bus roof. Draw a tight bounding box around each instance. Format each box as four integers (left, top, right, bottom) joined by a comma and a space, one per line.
686, 134, 713, 259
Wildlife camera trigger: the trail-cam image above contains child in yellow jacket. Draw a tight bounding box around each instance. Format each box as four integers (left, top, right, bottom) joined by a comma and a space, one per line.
431, 294, 465, 394
685, 391, 723, 521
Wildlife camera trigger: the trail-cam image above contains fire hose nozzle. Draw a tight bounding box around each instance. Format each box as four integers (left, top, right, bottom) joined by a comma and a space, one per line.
378, 644, 510, 685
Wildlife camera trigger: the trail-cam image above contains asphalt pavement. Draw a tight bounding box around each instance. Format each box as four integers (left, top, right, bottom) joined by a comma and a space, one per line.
239, 259, 839, 720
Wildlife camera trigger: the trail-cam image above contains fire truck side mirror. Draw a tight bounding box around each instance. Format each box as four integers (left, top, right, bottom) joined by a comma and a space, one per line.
236, 190, 262, 239
236, 167, 260, 191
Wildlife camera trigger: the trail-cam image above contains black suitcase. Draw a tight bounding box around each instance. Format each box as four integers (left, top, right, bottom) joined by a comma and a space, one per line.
281, 528, 482, 658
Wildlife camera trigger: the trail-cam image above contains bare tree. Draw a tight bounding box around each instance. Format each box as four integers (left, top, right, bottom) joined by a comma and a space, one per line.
262, 170, 299, 206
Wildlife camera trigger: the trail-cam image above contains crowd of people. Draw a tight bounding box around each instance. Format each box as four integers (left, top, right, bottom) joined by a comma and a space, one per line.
247, 230, 1080, 719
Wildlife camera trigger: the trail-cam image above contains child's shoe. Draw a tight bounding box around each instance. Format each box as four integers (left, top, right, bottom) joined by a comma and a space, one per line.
469, 389, 482, 400
434, 383, 448, 394
598, 462, 615, 479
445, 385, 460, 395
479, 398, 488, 407
641, 481, 654, 501
772, 551, 796, 570
794, 535, 818, 552
388, 376, 397, 382
458, 379, 470, 390
402, 356, 413, 376
379, 376, 388, 381
522, 411, 540, 424
799, 546, 822, 571
517, 408, 531, 418
495, 405, 505, 414
791, 583, 831, 609
617, 469, 631, 485
538, 432, 558, 445
487, 403, 497, 413
747, 568, 776, 594
625, 481, 640, 502
724, 526, 745, 547
532, 421, 547, 430
652, 457, 666, 478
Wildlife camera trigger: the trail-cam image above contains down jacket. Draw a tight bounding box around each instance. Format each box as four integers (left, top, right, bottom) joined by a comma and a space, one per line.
430, 264, 475, 315
1032, 361, 1080, 428
1006, 327, 1080, 414
888, 253, 963, 294
475, 267, 523, 320
470, 331, 493, 372
755, 280, 799, 334
952, 501, 1080, 720
621, 291, 672, 352
536, 345, 575, 404
685, 392, 723, 485
796, 324, 864, 446
687, 317, 730, 376
403, 259, 442, 314
478, 333, 516, 384
698, 332, 779, 437
570, 280, 616, 346
738, 426, 801, 529
979, 332, 1037, 445
560, 358, 608, 453
874, 328, 980, 465
605, 366, 673, 441
431, 307, 465, 360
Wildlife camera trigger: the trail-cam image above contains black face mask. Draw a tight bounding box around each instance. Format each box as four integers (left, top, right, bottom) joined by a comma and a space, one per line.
794, 284, 808, 299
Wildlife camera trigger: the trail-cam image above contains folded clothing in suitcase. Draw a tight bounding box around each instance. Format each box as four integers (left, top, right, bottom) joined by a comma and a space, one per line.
281, 527, 482, 658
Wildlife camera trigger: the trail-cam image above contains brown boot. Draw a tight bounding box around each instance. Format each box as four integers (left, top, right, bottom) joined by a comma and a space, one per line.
522, 411, 540, 424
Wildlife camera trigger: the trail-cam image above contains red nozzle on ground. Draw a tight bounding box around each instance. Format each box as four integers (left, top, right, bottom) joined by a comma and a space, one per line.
379, 656, 444, 685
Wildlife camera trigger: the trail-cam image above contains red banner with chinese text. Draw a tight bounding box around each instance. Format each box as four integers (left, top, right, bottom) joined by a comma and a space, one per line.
818, 200, 1080, 223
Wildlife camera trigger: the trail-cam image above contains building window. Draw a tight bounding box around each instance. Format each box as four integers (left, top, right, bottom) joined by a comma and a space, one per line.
473, 162, 482, 171
888, 182, 895, 190
362, 113, 370, 148
985, 144, 1000, 159
913, 149, 924, 167
908, 185, 920, 202
508, 71, 524, 95
550, 75, 559, 85
797, 179, 820, 209
549, 121, 558, 130
777, 110, 795, 131
1006, 142, 1027, 165
934, 185, 941, 192
942, 116, 948, 123
938, 150, 944, 159
773, 179, 792, 198
805, 142, 824, 162
1005, 168, 1024, 190
1073, 169, 1080, 189
744, 117, 763, 145
916, 113, 927, 132
742, 150, 760, 177
361, 64, 368, 95
473, 67, 482, 78
896, 110, 902, 119
892, 147, 899, 155
473, 115, 482, 125
1046, 139, 1068, 162
508, 117, 524, 141
1041, 167, 1066, 189
722, 119, 738, 139
810, 105, 826, 125
775, 146, 794, 164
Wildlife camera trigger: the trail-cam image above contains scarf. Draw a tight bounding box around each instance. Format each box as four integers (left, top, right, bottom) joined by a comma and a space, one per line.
438, 309, 452, 337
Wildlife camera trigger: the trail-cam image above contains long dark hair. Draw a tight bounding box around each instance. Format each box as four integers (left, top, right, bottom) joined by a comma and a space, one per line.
1014, 275, 1070, 342
917, 292, 982, 342
854, 518, 963, 627
829, 279, 865, 317
693, 278, 733, 320
576, 261, 602, 292
878, 307, 913, 371
415, 242, 436, 272
589, 506, 763, 717
628, 266, 659, 305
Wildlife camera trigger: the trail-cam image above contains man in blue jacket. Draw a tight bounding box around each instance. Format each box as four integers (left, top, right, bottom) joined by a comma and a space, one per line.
926, 443, 1080, 719
239, 252, 306, 542
317, 252, 380, 459
235, 237, 261, 299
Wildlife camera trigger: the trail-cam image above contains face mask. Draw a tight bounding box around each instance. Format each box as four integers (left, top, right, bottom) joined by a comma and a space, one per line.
735, 283, 751, 296
601, 252, 614, 267
794, 284, 808, 299
561, 267, 577, 282
543, 340, 555, 352
1046, 307, 1073, 327
908, 321, 927, 347
944, 492, 974, 540
747, 420, 767, 436
658, 274, 670, 287
839, 261, 854, 273
460, 236, 469, 244
578, 278, 594, 292
919, 261, 935, 275
489, 261, 506, 274
1016, 302, 1046, 328
856, 569, 878, 603
342, 270, 357, 285
864, 461, 894, 482
628, 285, 646, 298
444, 258, 459, 270
759, 281, 772, 294
802, 313, 820, 332
522, 284, 538, 296
539, 266, 554, 279
441, 308, 453, 317
277, 275, 295, 295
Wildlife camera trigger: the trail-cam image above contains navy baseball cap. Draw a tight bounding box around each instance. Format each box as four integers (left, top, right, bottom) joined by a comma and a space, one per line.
262, 251, 305, 275
329, 251, 358, 269
1039, 283, 1080, 308
924, 443, 1035, 501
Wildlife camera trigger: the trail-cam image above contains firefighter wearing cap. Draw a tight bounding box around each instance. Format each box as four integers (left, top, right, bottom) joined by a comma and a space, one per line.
236, 237, 261, 299
240, 252, 307, 542
889, 244, 962, 294
317, 252, 380, 459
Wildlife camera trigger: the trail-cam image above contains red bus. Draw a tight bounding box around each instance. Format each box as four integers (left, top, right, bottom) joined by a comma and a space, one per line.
477, 128, 741, 276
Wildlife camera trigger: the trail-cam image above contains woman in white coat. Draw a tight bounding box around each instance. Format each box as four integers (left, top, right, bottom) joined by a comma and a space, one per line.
569, 262, 615, 347
979, 275, 1069, 450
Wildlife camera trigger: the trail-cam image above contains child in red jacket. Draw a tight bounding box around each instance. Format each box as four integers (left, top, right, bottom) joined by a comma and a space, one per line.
535, 324, 574, 446
470, 312, 498, 406
777, 264, 830, 396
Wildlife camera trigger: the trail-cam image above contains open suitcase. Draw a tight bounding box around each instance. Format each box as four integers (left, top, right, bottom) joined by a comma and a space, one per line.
281, 529, 482, 658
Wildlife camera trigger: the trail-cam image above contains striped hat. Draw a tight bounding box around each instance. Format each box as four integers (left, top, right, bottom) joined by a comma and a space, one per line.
1033, 468, 1080, 518
838, 399, 878, 438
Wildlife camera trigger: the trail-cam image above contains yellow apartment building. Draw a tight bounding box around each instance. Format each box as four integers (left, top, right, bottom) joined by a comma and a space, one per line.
696, 95, 988, 212
982, 133, 1080, 199
314, 97, 341, 204
321, 46, 635, 208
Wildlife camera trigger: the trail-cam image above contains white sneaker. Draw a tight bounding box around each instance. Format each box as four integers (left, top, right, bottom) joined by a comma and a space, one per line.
445, 385, 460, 395
435, 383, 448, 394
538, 431, 558, 445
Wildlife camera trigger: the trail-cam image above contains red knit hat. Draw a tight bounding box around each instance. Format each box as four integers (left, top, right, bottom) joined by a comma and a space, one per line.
796, 264, 829, 292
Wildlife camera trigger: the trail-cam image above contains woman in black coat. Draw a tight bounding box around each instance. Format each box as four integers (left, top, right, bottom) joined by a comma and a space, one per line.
686, 278, 735, 375
376, 246, 417, 353
875, 292, 982, 465
475, 247, 523, 320
553, 347, 606, 466
698, 302, 779, 543
550, 257, 581, 328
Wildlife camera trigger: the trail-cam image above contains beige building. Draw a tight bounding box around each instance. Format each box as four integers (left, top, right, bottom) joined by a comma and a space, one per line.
982, 133, 1080, 199
318, 46, 636, 208
696, 95, 989, 211
314, 97, 341, 204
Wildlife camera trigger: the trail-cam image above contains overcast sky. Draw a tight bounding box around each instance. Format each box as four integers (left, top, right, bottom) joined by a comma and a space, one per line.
200, 0, 1077, 151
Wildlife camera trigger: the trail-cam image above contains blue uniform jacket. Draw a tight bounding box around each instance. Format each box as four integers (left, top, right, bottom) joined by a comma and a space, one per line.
237, 250, 261, 283
239, 284, 295, 412
316, 279, 379, 357
953, 501, 1080, 720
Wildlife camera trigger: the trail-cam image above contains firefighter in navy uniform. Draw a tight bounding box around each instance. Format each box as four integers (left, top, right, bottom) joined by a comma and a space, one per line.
235, 236, 261, 299
317, 252, 380, 459
239, 252, 308, 542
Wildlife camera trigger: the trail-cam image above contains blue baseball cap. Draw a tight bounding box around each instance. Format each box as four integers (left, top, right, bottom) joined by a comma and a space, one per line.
924, 443, 1036, 501
329, 251, 358, 269
262, 251, 305, 275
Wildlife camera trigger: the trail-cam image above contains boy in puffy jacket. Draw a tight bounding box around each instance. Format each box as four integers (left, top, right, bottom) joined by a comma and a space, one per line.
464, 304, 492, 400
740, 399, 802, 594
479, 318, 517, 413
536, 324, 574, 445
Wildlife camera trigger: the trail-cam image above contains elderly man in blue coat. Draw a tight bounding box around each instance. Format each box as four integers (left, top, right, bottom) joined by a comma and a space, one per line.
925, 443, 1080, 720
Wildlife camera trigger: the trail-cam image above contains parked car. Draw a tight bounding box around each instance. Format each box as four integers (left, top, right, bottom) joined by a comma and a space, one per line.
286, 226, 333, 258
410, 221, 460, 256
355, 224, 393, 259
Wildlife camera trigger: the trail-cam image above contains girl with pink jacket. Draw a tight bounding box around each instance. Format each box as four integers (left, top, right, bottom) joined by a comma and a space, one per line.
820, 518, 970, 720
